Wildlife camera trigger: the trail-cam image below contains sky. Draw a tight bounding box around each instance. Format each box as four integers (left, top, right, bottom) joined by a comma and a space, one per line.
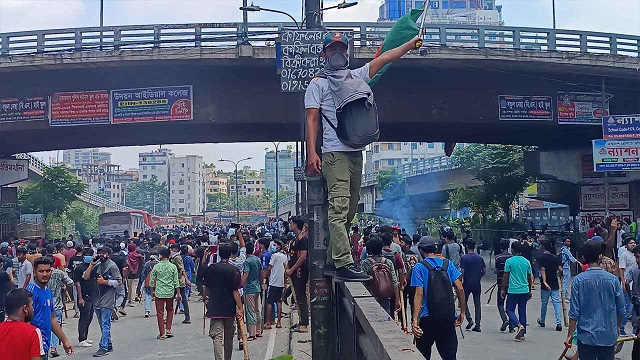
4, 0, 639, 171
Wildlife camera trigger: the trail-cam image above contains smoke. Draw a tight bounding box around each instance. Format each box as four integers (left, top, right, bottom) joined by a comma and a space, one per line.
375, 182, 416, 235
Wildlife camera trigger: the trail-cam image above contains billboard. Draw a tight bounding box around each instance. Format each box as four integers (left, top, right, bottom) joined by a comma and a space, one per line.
0, 159, 28, 186
498, 95, 553, 121
0, 96, 48, 122
602, 115, 640, 140
557, 92, 609, 125
111, 85, 193, 124
592, 139, 640, 171
580, 184, 629, 211
50, 90, 110, 126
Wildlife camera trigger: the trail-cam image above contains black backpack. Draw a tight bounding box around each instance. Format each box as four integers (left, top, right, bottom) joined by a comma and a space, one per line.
320, 96, 379, 149
421, 259, 455, 320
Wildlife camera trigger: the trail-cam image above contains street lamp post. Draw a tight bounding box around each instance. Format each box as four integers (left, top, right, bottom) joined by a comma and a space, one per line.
219, 157, 252, 221
271, 142, 281, 219
240, 3, 301, 29
552, 0, 556, 29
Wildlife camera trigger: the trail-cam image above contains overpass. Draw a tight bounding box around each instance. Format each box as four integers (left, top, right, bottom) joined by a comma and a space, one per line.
0, 22, 639, 155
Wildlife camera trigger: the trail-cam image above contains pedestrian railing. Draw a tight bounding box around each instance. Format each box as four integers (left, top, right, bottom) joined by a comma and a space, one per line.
0, 22, 638, 57
335, 281, 423, 360
362, 155, 458, 186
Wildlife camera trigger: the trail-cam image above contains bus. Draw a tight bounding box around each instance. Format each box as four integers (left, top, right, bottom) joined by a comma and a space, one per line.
98, 211, 145, 239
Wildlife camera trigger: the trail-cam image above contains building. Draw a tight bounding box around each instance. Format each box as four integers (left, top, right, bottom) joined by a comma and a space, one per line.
369, 142, 447, 172
139, 148, 173, 186
62, 148, 112, 169
264, 149, 298, 194
74, 163, 125, 204
228, 168, 265, 197
169, 155, 204, 215
378, 0, 503, 25
204, 164, 228, 195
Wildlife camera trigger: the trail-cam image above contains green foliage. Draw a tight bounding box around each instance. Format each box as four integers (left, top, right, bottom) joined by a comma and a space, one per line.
19, 165, 86, 217
124, 176, 169, 215
452, 144, 534, 222
448, 186, 499, 226
206, 192, 231, 211
66, 201, 101, 237
377, 168, 404, 192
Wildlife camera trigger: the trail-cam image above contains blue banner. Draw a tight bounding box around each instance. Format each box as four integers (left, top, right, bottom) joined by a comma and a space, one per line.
110, 85, 193, 124
592, 139, 640, 171
603, 115, 640, 140
499, 95, 553, 121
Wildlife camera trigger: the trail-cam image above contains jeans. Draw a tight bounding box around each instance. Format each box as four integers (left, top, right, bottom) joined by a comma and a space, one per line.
78, 299, 94, 342
178, 287, 190, 321
115, 283, 125, 310
497, 284, 508, 324
562, 268, 572, 300
292, 274, 309, 326
577, 341, 615, 360
622, 291, 633, 333
415, 316, 458, 360
94, 307, 113, 351
506, 293, 529, 334
323, 151, 363, 268
178, 286, 191, 311
155, 297, 175, 335
144, 289, 153, 313
464, 287, 481, 325
209, 318, 235, 360
540, 289, 562, 326
50, 309, 63, 349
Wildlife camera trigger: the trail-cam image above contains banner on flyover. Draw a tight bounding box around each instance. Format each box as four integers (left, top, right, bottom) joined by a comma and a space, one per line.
557, 92, 609, 125
602, 114, 640, 140
579, 210, 634, 229
580, 184, 629, 211
0, 159, 28, 186
592, 139, 640, 171
0, 96, 48, 122
49, 90, 110, 126
498, 95, 553, 121
110, 85, 193, 124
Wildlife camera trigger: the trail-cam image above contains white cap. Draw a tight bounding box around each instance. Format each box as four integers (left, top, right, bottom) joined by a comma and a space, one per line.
66, 241, 74, 248
120, 242, 126, 250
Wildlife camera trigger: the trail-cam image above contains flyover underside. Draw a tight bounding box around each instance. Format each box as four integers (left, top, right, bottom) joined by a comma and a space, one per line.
1, 49, 639, 154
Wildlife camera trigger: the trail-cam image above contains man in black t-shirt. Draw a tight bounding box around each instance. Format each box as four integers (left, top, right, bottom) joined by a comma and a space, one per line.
203, 244, 243, 360
495, 239, 513, 332
67, 246, 85, 318
74, 248, 97, 346
536, 240, 563, 331
0, 257, 15, 323
110, 245, 128, 317
286, 216, 309, 333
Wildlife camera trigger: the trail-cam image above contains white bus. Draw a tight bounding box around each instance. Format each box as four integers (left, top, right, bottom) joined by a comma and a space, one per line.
99, 212, 144, 239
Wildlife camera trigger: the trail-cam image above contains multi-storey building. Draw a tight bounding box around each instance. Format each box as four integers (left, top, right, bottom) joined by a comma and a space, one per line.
139, 148, 173, 186
264, 149, 298, 194
169, 155, 204, 215
204, 164, 228, 195
62, 148, 111, 169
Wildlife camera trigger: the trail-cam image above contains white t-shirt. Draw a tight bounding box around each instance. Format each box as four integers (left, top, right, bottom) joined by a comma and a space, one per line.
619, 247, 635, 276
304, 63, 371, 153
18, 259, 33, 289
268, 252, 288, 288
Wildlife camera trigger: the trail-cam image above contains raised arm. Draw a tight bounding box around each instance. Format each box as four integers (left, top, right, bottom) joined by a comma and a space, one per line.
369, 36, 421, 78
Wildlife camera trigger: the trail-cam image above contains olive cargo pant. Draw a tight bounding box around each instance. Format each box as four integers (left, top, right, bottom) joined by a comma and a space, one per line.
322, 151, 363, 269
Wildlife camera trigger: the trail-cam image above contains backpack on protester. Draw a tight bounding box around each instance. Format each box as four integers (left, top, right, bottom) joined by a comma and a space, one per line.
421, 259, 456, 320
367, 257, 395, 300
443, 242, 463, 268
319, 97, 379, 149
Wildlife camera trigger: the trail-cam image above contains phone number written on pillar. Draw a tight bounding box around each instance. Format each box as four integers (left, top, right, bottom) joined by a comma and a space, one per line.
280, 67, 323, 92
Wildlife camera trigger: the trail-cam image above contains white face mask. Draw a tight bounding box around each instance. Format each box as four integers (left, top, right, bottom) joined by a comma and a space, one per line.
326, 51, 349, 70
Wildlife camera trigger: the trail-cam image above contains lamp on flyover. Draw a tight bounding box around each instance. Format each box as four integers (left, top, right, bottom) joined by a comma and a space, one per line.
322, 1, 359, 11
240, 3, 300, 29
219, 157, 252, 222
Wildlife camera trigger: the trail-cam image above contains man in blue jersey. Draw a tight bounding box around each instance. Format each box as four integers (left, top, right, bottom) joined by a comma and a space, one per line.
27, 256, 74, 359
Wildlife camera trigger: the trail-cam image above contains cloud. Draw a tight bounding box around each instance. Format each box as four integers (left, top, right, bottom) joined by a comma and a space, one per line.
0, 0, 91, 32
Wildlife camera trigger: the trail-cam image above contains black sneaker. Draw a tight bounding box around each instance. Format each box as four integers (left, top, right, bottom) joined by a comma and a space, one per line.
515, 326, 526, 340
182, 319, 191, 324
509, 326, 516, 333
556, 324, 562, 332
93, 349, 109, 357
472, 325, 481, 332
500, 321, 509, 332
107, 345, 113, 352
323, 264, 337, 277
334, 264, 371, 282
537, 318, 545, 327
465, 320, 474, 330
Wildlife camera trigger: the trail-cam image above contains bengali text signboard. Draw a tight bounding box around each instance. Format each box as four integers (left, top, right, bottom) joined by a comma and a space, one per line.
279, 30, 352, 93
579, 210, 634, 230
580, 184, 629, 211
0, 159, 28, 186
557, 92, 609, 125
592, 139, 640, 171
602, 115, 640, 140
50, 90, 110, 126
111, 85, 193, 124
498, 95, 553, 121
0, 96, 48, 122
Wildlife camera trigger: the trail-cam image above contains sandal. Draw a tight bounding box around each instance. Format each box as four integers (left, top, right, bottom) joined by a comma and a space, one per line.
247, 336, 256, 342
256, 333, 264, 338
166, 331, 174, 338
157, 334, 167, 340
276, 323, 282, 329
264, 325, 272, 330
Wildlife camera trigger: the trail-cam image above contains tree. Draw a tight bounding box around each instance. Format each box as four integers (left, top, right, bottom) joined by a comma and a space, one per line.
448, 186, 499, 226
19, 165, 86, 217
452, 144, 534, 222
124, 176, 169, 215
66, 201, 101, 237
206, 192, 230, 211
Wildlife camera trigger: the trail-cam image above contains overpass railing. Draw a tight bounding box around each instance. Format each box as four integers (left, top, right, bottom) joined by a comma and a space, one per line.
15, 153, 134, 212
362, 155, 458, 186
0, 22, 639, 57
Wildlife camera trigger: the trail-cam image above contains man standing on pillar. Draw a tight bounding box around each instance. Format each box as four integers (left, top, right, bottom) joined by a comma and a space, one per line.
305, 32, 421, 281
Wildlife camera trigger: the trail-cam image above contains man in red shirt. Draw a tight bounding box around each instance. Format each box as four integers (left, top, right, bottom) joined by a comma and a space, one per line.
0, 288, 45, 360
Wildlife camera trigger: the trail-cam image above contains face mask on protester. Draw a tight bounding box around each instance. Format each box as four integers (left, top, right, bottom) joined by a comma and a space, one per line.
84, 256, 93, 263
326, 51, 349, 70
271, 245, 278, 253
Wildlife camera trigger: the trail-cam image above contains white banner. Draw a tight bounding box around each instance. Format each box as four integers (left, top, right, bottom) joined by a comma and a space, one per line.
0, 159, 28, 186
578, 210, 634, 230
580, 184, 629, 211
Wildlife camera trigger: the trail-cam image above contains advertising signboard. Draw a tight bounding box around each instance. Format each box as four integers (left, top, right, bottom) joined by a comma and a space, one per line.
0, 160, 28, 186
579, 210, 634, 229
498, 95, 553, 121
602, 115, 640, 140
50, 90, 110, 126
557, 92, 609, 125
580, 184, 629, 211
592, 139, 640, 171
111, 85, 193, 124
0, 96, 48, 122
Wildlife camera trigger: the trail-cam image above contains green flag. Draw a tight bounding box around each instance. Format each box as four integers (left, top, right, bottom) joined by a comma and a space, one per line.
368, 6, 426, 87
